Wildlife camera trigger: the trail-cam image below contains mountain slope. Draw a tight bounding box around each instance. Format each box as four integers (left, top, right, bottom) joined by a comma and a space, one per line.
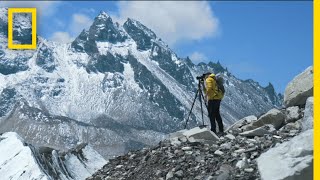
0, 8, 282, 158
0, 132, 107, 180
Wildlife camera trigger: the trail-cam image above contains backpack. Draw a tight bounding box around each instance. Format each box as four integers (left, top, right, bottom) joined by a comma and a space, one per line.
215, 75, 225, 94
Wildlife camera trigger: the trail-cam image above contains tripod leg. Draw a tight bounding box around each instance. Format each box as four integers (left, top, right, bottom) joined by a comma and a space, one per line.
184, 89, 199, 129
199, 81, 208, 108
198, 89, 204, 126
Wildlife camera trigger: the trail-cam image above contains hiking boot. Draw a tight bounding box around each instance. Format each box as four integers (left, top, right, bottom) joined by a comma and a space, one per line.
217, 132, 226, 137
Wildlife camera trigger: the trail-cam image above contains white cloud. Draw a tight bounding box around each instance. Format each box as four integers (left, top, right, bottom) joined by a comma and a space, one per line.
50, 13, 92, 43
50, 31, 73, 43
70, 13, 93, 35
190, 51, 208, 64
0, 1, 61, 16
114, 1, 219, 46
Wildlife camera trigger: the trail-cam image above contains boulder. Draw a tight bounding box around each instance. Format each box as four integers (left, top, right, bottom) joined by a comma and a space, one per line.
245, 109, 285, 131
284, 66, 313, 107
257, 129, 313, 180
240, 125, 276, 137
285, 106, 301, 123
169, 129, 187, 139
182, 127, 219, 142
302, 97, 313, 131
216, 164, 232, 180
226, 115, 257, 132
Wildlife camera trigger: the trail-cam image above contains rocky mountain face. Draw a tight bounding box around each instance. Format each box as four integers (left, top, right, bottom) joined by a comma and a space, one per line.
88, 66, 313, 180
0, 132, 107, 180
0, 8, 282, 160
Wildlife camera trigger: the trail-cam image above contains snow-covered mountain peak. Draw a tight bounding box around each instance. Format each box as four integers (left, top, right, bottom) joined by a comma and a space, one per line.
86, 11, 127, 44
123, 18, 157, 51
125, 18, 156, 38
0, 8, 7, 23
97, 11, 110, 20
0, 8, 8, 37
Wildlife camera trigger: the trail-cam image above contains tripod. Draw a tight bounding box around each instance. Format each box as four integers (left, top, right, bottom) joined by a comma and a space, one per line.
184, 79, 208, 129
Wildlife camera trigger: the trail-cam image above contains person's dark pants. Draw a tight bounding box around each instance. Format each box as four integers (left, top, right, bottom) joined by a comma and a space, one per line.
207, 100, 224, 133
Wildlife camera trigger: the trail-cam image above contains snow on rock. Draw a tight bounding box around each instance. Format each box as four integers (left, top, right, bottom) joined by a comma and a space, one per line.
284, 66, 313, 107
0, 132, 48, 180
0, 132, 107, 180
257, 129, 313, 180
302, 97, 313, 131
59, 145, 107, 180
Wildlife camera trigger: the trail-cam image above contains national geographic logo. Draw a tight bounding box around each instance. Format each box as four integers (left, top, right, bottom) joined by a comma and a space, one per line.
8, 8, 37, 50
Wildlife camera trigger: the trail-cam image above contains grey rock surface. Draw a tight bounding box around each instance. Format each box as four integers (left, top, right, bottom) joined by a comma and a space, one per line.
284, 66, 313, 107
182, 127, 220, 142
257, 129, 313, 180
252, 108, 285, 130
302, 97, 314, 131
240, 125, 276, 137
285, 106, 301, 123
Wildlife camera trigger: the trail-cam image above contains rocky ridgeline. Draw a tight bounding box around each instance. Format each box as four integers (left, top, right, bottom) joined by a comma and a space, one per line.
87, 66, 313, 180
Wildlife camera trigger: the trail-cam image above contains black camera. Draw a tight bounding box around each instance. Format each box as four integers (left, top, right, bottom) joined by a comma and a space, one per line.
196, 74, 206, 80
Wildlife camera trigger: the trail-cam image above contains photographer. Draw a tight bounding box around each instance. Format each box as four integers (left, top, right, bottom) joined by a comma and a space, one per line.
203, 72, 225, 135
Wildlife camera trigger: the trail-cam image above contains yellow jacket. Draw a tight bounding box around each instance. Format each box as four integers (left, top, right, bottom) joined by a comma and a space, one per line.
204, 74, 224, 100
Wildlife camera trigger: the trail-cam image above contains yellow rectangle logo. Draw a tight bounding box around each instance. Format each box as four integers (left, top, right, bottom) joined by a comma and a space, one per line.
8, 8, 37, 50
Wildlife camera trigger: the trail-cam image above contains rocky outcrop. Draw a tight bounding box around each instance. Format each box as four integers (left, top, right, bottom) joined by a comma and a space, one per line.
302, 97, 313, 131
257, 129, 313, 180
284, 66, 313, 107
0, 132, 48, 180
239, 124, 276, 137
285, 106, 301, 123
123, 18, 156, 50
241, 109, 285, 131
87, 121, 303, 180
225, 115, 257, 133
0, 132, 107, 180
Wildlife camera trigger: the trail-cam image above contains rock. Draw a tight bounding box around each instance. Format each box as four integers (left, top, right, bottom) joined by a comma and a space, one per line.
236, 157, 248, 169
166, 170, 174, 180
170, 137, 182, 146
116, 165, 123, 169
247, 109, 285, 130
257, 129, 313, 180
285, 106, 301, 123
225, 134, 235, 140
214, 150, 224, 156
174, 170, 183, 177
240, 125, 276, 137
226, 115, 257, 132
169, 129, 188, 139
183, 127, 220, 142
181, 146, 192, 151
179, 136, 188, 143
220, 142, 232, 150
244, 168, 254, 173
284, 66, 313, 107
234, 148, 246, 153
216, 164, 232, 180
302, 97, 313, 131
